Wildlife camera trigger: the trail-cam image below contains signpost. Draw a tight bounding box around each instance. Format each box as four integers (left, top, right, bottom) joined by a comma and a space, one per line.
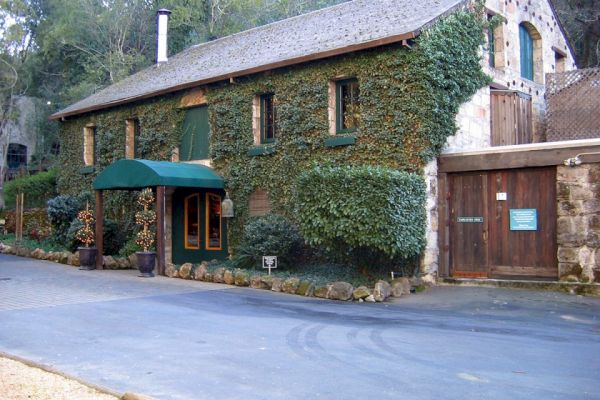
262, 256, 277, 275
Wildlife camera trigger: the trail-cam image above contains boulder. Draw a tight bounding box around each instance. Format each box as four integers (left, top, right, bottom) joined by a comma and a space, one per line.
17, 247, 32, 258
282, 277, 300, 294
103, 255, 118, 269
271, 277, 284, 292
179, 263, 193, 279
353, 286, 371, 300
391, 277, 411, 297
328, 281, 354, 301
223, 269, 235, 284
296, 280, 314, 296
364, 294, 376, 303
194, 262, 208, 280
116, 257, 131, 269
203, 272, 213, 282
421, 274, 436, 286
373, 280, 391, 302
67, 253, 80, 267
313, 285, 330, 298
250, 275, 270, 289
212, 267, 226, 283
165, 263, 179, 278
234, 269, 250, 286
128, 253, 138, 268
31, 248, 44, 259
260, 275, 274, 290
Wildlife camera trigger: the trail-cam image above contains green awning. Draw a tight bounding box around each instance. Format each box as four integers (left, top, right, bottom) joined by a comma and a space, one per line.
93, 159, 224, 190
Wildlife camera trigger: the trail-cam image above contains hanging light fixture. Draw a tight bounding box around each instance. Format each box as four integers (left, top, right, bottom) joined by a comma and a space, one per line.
222, 191, 234, 218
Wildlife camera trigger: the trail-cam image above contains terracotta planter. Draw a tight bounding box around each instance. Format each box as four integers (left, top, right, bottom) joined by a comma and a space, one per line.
136, 251, 156, 277
78, 247, 97, 270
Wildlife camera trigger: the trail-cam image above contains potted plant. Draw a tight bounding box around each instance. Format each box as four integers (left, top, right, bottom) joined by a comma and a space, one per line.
76, 206, 96, 270
135, 188, 157, 277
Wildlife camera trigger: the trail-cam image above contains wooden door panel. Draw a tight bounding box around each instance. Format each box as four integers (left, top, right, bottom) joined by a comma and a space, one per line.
488, 167, 557, 278
449, 173, 488, 277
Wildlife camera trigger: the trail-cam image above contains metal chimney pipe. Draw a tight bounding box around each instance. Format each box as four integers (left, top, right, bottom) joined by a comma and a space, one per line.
156, 9, 171, 64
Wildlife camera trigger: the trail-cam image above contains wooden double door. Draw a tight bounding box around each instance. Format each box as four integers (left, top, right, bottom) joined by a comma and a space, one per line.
448, 167, 557, 279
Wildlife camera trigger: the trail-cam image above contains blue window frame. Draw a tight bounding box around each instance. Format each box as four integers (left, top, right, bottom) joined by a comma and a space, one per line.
519, 24, 534, 80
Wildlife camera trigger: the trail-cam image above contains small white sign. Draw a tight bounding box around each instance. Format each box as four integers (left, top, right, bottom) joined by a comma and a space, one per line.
262, 256, 278, 275
496, 192, 507, 201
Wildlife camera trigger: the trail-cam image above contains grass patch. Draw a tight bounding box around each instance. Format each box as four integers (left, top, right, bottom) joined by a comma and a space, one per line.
0, 233, 64, 253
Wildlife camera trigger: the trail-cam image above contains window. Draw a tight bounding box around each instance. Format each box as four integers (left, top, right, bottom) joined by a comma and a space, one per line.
519, 23, 542, 83
206, 193, 222, 250
336, 78, 360, 133
83, 125, 96, 166
487, 14, 496, 68
554, 49, 566, 73
184, 194, 200, 249
486, 14, 504, 69
7, 143, 27, 170
125, 118, 140, 159
180, 106, 210, 161
260, 94, 277, 143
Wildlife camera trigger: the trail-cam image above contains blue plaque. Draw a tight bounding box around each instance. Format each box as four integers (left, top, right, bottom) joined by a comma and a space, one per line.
509, 209, 537, 231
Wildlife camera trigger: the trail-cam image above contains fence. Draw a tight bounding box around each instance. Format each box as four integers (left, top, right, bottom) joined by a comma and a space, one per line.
546, 68, 600, 142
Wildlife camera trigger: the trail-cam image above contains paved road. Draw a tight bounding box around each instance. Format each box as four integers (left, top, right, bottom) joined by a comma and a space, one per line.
0, 254, 599, 400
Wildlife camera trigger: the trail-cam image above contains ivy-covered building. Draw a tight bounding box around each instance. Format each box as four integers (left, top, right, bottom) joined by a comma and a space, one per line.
52, 0, 592, 282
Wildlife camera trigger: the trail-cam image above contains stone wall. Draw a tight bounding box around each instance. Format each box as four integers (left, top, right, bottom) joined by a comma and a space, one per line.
449, 0, 576, 153
557, 163, 600, 283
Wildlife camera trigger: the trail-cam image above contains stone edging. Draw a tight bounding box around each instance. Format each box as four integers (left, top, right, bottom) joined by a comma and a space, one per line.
165, 262, 428, 302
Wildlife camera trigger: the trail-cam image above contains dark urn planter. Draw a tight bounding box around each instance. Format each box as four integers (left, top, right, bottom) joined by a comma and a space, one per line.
136, 251, 156, 277
78, 247, 97, 270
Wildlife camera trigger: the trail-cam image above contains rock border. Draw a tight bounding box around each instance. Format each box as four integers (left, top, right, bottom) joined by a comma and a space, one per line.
165, 261, 425, 302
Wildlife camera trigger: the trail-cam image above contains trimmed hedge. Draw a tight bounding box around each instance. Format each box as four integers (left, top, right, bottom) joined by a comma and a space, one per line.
295, 165, 426, 259
4, 169, 58, 209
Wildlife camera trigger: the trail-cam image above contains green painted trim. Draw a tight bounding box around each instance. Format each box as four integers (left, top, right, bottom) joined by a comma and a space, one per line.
79, 166, 95, 175
247, 146, 276, 156
325, 135, 356, 147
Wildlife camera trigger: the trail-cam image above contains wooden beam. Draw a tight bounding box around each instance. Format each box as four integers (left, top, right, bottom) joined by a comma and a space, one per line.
439, 144, 600, 173
95, 190, 104, 270
156, 186, 166, 276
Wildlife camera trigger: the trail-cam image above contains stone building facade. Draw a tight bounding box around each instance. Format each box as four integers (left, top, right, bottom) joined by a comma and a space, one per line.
422, 0, 582, 281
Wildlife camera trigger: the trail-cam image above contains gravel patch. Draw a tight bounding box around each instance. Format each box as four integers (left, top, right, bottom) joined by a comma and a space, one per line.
0, 356, 118, 400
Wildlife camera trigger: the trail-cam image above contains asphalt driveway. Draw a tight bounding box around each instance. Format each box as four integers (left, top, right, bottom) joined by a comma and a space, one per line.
0, 254, 599, 400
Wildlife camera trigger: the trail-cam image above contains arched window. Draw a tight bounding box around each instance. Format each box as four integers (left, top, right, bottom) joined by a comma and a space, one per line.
519, 23, 542, 82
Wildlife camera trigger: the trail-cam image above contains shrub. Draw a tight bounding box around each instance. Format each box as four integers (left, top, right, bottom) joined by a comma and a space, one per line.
47, 195, 81, 245
66, 218, 125, 255
4, 169, 58, 209
118, 236, 142, 257
232, 214, 303, 269
295, 165, 426, 262
2, 208, 52, 241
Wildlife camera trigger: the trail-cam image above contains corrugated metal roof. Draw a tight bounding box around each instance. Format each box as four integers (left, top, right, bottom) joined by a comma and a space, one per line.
52, 0, 465, 120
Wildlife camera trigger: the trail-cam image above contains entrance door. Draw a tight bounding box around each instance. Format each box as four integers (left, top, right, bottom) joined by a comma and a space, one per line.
172, 188, 228, 264
449, 173, 489, 278
448, 167, 557, 279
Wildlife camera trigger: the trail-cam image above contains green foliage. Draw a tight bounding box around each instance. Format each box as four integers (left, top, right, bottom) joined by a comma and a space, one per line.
118, 235, 142, 257
47, 194, 82, 245
207, 10, 489, 249
56, 10, 488, 258
232, 214, 303, 269
66, 218, 124, 254
4, 169, 58, 209
295, 165, 426, 260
